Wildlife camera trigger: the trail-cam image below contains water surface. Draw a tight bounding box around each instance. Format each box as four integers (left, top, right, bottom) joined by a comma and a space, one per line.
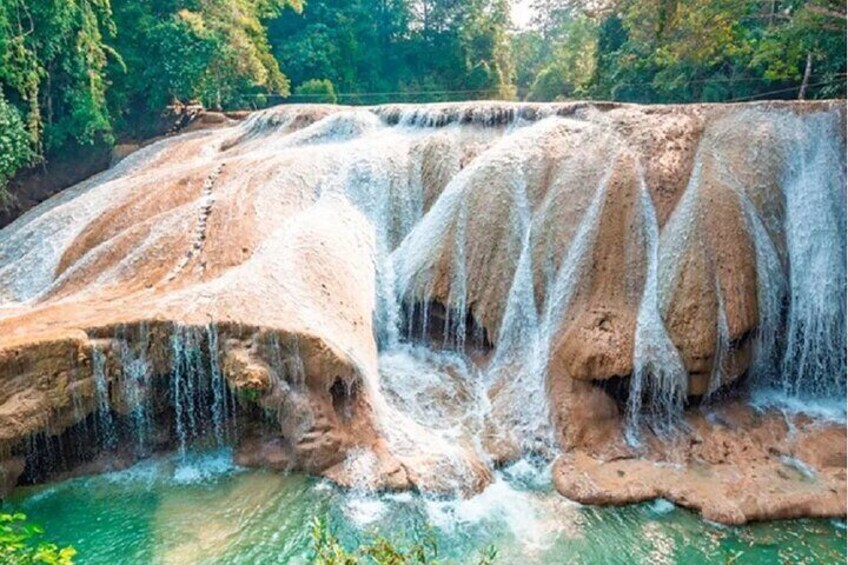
8, 450, 846, 564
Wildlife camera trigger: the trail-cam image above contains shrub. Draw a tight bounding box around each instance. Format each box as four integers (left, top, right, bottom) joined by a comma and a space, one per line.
310, 517, 497, 565
0, 512, 76, 564
294, 79, 338, 104
0, 90, 35, 208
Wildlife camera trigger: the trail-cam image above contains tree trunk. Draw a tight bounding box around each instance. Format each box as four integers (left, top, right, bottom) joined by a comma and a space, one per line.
798, 52, 813, 100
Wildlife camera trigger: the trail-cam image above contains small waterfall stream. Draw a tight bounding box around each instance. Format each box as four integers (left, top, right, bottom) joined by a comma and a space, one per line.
627, 173, 687, 439
92, 347, 117, 450
780, 112, 847, 398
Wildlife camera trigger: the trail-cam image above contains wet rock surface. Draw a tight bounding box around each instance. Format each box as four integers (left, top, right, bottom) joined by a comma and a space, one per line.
0, 100, 844, 523
553, 402, 847, 524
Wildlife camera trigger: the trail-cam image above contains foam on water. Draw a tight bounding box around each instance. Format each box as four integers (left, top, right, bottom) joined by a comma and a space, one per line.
101, 458, 161, 487
423, 468, 580, 554
11, 451, 847, 564
749, 388, 847, 424
648, 499, 677, 515
171, 450, 242, 485
344, 496, 389, 528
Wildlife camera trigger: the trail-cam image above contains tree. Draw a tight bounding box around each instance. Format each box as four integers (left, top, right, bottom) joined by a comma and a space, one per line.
268, 0, 515, 104
0, 0, 308, 193
0, 0, 117, 154
0, 87, 34, 202
751, 0, 847, 99
519, 10, 597, 100
107, 0, 303, 134
268, 0, 411, 101
572, 0, 847, 102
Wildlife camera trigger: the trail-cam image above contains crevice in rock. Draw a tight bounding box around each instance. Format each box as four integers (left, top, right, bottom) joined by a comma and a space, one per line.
402, 300, 491, 353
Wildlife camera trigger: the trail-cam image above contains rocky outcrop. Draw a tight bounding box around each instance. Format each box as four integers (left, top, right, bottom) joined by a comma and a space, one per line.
0, 101, 844, 523
553, 402, 847, 524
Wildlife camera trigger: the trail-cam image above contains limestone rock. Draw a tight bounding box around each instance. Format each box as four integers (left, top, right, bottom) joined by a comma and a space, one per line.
0, 101, 843, 518
552, 402, 847, 525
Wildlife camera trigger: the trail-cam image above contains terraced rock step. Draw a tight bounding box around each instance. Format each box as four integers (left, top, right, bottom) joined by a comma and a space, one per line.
0, 101, 844, 523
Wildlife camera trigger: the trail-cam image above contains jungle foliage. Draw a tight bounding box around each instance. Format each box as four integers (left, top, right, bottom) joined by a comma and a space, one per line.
0, 0, 844, 197
514, 0, 846, 102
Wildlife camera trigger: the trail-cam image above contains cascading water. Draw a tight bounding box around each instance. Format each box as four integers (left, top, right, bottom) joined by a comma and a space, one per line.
738, 193, 786, 388
1, 101, 846, 512
170, 325, 239, 458
118, 325, 154, 455
627, 172, 687, 439
92, 347, 117, 450
779, 112, 847, 398
207, 323, 235, 446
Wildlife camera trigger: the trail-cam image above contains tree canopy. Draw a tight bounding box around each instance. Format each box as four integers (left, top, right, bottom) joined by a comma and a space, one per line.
513, 0, 846, 102
268, 0, 515, 104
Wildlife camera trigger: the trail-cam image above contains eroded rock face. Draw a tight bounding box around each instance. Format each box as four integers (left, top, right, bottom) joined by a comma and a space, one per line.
553, 402, 847, 524
0, 101, 844, 522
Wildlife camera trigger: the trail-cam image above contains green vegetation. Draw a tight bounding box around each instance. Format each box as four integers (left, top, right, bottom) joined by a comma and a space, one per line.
107, 0, 303, 133
0, 0, 844, 201
515, 0, 846, 103
0, 0, 304, 198
0, 88, 33, 206
310, 517, 497, 565
0, 512, 76, 564
295, 79, 339, 104
268, 0, 515, 105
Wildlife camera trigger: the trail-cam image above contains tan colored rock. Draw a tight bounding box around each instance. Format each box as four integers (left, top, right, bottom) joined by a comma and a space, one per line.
0, 100, 843, 514
553, 402, 847, 525
550, 152, 646, 384
0, 457, 25, 497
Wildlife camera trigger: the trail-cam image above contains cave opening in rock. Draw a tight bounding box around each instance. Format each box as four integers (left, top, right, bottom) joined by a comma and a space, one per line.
330, 377, 358, 421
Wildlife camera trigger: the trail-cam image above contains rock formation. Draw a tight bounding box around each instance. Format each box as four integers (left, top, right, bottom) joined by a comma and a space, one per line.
0, 101, 844, 523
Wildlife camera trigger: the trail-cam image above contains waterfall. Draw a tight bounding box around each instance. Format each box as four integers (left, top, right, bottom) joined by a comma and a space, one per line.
207, 324, 234, 446
443, 203, 469, 350
488, 161, 614, 454
739, 194, 786, 387
779, 112, 847, 398
627, 173, 687, 440
93, 347, 117, 450
170, 325, 238, 457
489, 174, 539, 374
2, 101, 846, 494
119, 325, 153, 455
170, 328, 197, 457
